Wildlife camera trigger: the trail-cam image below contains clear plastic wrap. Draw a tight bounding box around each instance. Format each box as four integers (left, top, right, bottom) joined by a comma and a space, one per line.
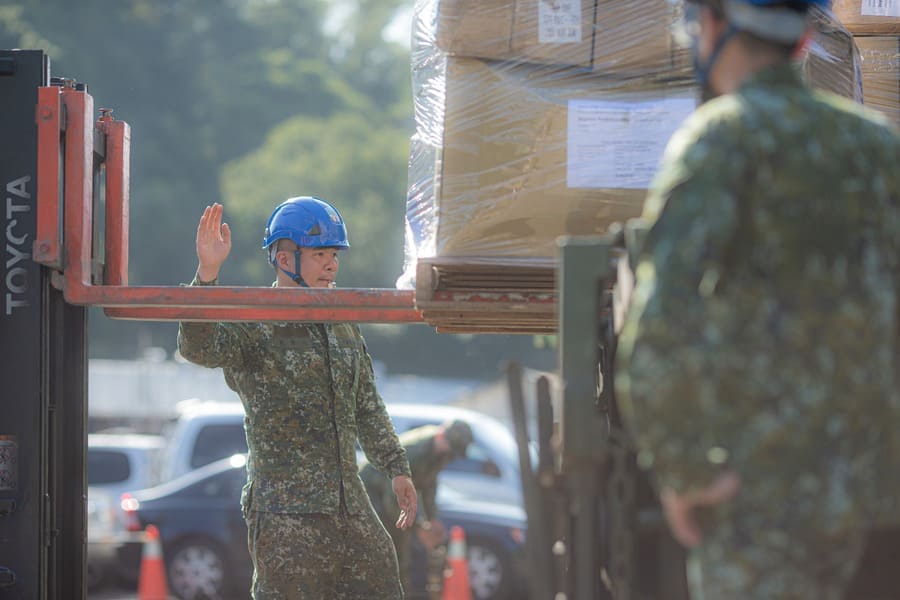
802, 7, 864, 101
398, 0, 697, 287
856, 36, 900, 125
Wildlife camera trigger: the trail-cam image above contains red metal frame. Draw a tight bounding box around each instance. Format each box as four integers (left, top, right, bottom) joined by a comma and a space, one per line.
98, 109, 129, 286
34, 84, 423, 324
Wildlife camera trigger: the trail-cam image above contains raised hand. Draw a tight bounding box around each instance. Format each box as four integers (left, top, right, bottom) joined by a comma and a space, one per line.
196, 203, 231, 282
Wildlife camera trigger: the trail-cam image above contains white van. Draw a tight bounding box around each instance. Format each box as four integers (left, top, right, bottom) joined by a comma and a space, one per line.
160, 400, 247, 482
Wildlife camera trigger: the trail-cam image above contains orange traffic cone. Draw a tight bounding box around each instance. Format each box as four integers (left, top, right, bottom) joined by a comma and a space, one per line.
441, 526, 473, 600
138, 525, 170, 600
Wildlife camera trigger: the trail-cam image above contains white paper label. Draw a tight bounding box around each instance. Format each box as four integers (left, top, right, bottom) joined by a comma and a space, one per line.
861, 0, 900, 17
538, 0, 582, 44
567, 97, 696, 189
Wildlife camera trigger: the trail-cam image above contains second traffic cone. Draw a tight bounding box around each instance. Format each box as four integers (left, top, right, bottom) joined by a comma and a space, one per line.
138, 524, 170, 600
441, 526, 473, 600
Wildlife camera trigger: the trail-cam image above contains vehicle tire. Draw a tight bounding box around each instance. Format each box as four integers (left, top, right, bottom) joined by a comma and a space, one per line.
466, 538, 511, 600
165, 537, 229, 600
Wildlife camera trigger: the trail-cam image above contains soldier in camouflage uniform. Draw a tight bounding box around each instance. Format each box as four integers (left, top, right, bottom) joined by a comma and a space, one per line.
615, 1, 900, 598
359, 420, 474, 596
177, 198, 418, 599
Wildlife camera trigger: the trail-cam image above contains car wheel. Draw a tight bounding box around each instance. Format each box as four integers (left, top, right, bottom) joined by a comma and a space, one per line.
466, 539, 510, 600
166, 537, 228, 600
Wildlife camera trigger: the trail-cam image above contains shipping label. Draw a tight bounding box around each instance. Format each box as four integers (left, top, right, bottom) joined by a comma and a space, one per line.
861, 0, 900, 17
538, 0, 582, 43
567, 96, 696, 189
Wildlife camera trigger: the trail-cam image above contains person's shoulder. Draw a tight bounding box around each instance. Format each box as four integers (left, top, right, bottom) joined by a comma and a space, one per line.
813, 89, 900, 141
671, 94, 744, 145
399, 424, 441, 446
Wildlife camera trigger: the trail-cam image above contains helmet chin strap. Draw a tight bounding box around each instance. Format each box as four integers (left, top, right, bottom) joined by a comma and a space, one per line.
271, 248, 309, 288
692, 23, 737, 98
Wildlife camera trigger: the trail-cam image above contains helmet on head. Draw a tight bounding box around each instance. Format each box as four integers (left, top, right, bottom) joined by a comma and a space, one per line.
677, 0, 825, 94
682, 0, 828, 45
443, 420, 474, 458
722, 0, 827, 44
261, 196, 350, 251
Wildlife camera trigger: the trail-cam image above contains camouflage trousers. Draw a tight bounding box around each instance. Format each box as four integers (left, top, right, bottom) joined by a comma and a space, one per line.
246, 507, 403, 599
370, 491, 414, 595
687, 493, 867, 600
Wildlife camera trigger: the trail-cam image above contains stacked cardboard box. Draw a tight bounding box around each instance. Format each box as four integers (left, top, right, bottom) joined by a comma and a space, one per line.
433, 58, 695, 258
803, 9, 863, 100
434, 0, 690, 75
405, 0, 697, 271
401, 0, 877, 330
400, 0, 703, 328
832, 1, 900, 125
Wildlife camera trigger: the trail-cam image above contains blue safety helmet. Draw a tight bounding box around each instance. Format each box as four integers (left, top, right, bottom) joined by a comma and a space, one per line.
677, 0, 829, 46
262, 196, 350, 251
677, 0, 827, 90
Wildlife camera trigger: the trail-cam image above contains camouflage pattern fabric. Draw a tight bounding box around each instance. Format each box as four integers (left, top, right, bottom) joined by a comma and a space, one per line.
178, 277, 411, 515
246, 507, 403, 599
615, 63, 900, 599
360, 425, 452, 595
178, 276, 412, 597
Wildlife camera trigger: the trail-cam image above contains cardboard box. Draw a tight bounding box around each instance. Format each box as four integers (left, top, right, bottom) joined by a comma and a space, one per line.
434, 0, 689, 74
436, 0, 594, 68
434, 0, 517, 63
832, 0, 900, 35
512, 0, 596, 67
803, 12, 862, 100
592, 0, 691, 76
856, 36, 900, 125
434, 57, 696, 258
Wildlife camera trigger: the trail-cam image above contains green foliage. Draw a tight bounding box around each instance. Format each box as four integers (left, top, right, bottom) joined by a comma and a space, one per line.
221, 112, 408, 286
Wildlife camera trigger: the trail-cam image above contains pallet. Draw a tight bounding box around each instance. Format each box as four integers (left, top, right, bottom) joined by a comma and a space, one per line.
415, 257, 558, 333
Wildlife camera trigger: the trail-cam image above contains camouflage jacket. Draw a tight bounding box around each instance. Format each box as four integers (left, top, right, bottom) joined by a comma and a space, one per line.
360, 424, 447, 524
615, 64, 900, 519
177, 277, 411, 515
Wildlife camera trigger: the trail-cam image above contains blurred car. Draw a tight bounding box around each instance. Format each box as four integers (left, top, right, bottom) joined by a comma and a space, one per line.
119, 454, 252, 600
163, 400, 530, 507
159, 400, 248, 483
120, 454, 528, 600
86, 432, 165, 588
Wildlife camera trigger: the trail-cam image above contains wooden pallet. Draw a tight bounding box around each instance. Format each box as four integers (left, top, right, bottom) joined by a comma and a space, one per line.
415, 257, 558, 333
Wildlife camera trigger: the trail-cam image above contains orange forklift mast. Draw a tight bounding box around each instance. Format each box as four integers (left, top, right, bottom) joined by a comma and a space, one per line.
32, 78, 423, 324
